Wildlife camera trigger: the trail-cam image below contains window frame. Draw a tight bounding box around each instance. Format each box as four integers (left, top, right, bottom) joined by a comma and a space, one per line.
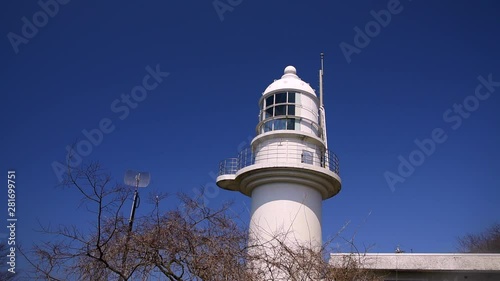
301, 150, 314, 164
259, 92, 300, 133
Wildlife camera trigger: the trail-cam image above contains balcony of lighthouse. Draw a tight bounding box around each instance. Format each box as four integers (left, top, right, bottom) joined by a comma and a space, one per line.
217, 139, 340, 198
218, 145, 339, 175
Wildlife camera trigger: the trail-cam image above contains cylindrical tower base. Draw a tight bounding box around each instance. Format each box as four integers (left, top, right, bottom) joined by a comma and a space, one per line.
249, 182, 323, 249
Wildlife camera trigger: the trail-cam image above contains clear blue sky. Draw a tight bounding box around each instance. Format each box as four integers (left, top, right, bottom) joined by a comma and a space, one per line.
2, 0, 500, 274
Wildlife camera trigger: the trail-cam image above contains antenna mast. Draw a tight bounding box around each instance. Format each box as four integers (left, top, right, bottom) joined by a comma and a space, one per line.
121, 170, 151, 280
319, 52, 324, 107
318, 53, 328, 149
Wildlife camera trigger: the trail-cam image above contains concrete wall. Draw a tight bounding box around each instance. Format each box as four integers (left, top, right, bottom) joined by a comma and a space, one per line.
330, 253, 500, 281
380, 270, 500, 281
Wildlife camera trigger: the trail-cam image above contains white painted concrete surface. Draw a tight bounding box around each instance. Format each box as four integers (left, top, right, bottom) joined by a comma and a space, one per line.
249, 182, 323, 248
330, 253, 500, 281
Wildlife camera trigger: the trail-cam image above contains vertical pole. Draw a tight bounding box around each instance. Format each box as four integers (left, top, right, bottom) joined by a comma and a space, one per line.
319, 52, 324, 107
128, 189, 139, 232
319, 53, 328, 148
121, 175, 140, 280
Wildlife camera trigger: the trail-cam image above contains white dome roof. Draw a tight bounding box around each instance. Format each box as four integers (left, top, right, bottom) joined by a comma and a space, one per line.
263, 66, 316, 96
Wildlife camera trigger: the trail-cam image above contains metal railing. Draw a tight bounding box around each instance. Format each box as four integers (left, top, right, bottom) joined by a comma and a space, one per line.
218, 158, 239, 176
218, 147, 340, 176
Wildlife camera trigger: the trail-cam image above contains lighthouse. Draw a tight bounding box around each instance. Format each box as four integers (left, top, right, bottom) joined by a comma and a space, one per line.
216, 58, 341, 251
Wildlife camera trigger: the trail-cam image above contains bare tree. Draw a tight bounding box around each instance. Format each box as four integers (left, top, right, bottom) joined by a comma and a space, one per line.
458, 223, 500, 253
24, 161, 381, 280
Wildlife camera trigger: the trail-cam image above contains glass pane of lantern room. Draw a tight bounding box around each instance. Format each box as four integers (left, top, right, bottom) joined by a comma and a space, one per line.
286, 118, 295, 130
288, 92, 295, 103
275, 105, 286, 116
276, 92, 286, 104
287, 105, 295, 115
263, 121, 272, 132
265, 96, 274, 107
274, 119, 286, 130
265, 107, 273, 118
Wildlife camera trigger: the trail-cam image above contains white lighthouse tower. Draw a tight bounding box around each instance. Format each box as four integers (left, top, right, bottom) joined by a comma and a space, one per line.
216, 58, 341, 252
